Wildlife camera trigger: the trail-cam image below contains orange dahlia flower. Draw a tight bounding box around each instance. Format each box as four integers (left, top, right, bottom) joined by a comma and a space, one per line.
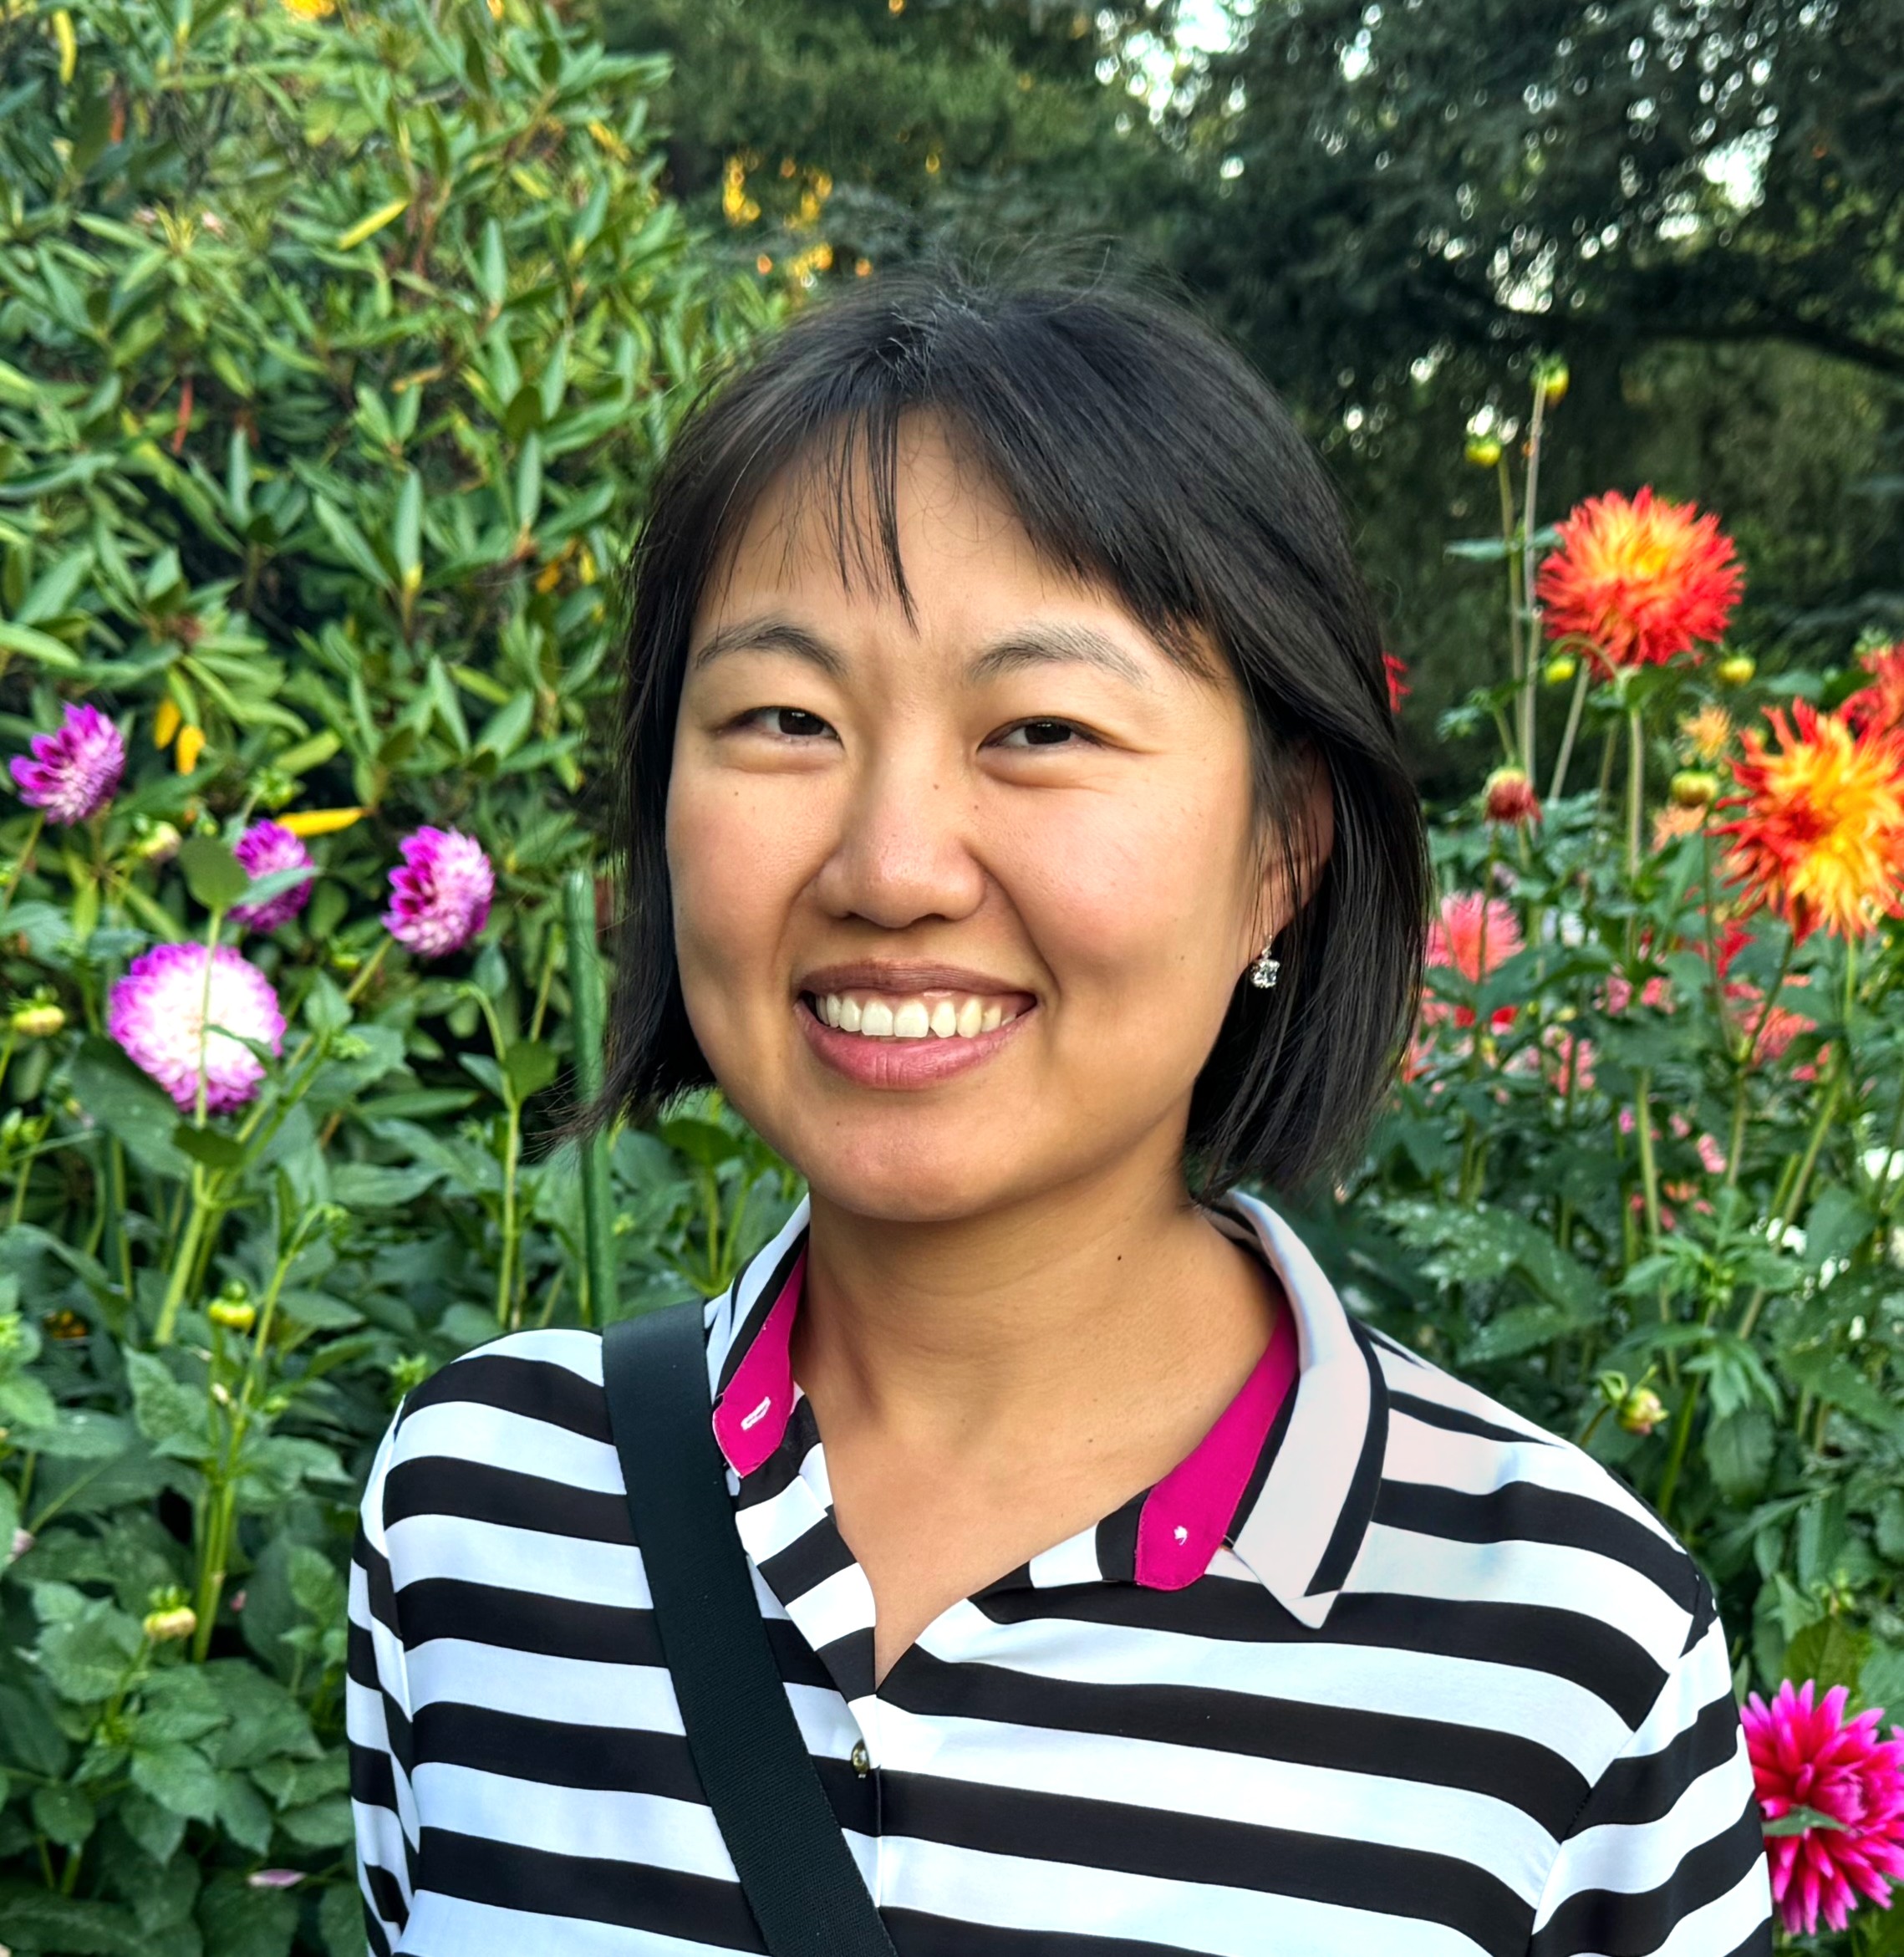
1718, 702, 1904, 940
1535, 487, 1743, 672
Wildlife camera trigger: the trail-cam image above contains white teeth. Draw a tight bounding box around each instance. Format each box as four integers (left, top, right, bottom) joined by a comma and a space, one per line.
816, 991, 1024, 1042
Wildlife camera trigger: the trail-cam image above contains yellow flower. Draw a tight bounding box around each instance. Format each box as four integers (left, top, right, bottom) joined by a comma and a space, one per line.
174, 724, 206, 773
209, 1298, 257, 1334
280, 0, 334, 16
153, 699, 181, 748
1679, 704, 1732, 763
278, 807, 365, 837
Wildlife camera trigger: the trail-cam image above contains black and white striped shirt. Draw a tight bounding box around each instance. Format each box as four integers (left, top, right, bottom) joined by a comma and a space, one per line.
348, 1192, 1773, 1954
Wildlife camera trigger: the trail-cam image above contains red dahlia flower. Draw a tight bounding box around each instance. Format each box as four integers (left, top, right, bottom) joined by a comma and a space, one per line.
1535, 487, 1743, 672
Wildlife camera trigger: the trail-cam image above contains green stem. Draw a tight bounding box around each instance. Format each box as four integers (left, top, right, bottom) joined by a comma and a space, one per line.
1739, 1062, 1844, 1342
1519, 378, 1547, 778
471, 991, 523, 1327
1634, 1067, 1664, 1273
1656, 1376, 1701, 1526
155, 1165, 216, 1346
1548, 661, 1591, 803
0, 812, 45, 931
563, 869, 614, 1328
1625, 705, 1647, 879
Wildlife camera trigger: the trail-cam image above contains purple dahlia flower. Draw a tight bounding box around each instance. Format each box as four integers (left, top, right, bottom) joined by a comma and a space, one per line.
230, 819, 314, 932
384, 826, 493, 958
10, 703, 125, 824
108, 943, 285, 1114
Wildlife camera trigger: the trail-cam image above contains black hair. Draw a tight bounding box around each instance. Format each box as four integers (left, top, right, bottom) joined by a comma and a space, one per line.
598, 259, 1428, 1195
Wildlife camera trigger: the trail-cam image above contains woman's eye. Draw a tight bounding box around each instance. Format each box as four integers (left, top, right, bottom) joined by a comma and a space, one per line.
747, 707, 834, 739
995, 718, 1089, 749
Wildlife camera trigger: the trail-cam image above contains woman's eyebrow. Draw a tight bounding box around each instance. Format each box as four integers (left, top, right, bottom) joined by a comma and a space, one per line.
966, 623, 1152, 687
689, 616, 847, 676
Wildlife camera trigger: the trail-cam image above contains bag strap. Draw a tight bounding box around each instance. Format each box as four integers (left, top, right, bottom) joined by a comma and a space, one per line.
601, 1304, 899, 1957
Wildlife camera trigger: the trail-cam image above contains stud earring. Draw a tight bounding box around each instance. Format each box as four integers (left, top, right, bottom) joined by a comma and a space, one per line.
1250, 943, 1280, 991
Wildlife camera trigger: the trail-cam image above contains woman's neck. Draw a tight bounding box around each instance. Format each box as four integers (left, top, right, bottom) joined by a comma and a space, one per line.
793, 1141, 1279, 1460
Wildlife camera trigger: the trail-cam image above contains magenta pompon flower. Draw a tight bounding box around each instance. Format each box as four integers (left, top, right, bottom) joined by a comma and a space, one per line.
229, 819, 314, 932
384, 826, 494, 958
10, 703, 125, 824
107, 943, 285, 1114
1744, 1679, 1904, 1935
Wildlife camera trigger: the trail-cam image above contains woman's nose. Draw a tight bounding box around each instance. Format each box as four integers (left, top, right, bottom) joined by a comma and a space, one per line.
812, 754, 987, 930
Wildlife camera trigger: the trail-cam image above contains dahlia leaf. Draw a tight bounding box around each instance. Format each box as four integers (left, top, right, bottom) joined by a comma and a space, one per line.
177, 836, 251, 913
1764, 1805, 1848, 1836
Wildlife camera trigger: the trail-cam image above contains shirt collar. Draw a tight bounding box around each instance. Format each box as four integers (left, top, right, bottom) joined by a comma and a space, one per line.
703, 1190, 1387, 1628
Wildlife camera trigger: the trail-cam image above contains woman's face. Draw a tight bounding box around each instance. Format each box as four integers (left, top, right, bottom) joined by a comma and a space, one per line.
668, 418, 1306, 1224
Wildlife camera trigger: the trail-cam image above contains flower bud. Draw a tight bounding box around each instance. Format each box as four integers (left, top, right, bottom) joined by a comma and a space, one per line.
1464, 432, 1503, 468
142, 1604, 197, 1643
1669, 769, 1720, 810
1483, 767, 1541, 826
1543, 654, 1578, 686
1617, 1386, 1667, 1436
132, 819, 182, 865
1537, 357, 1571, 405
1715, 652, 1756, 687
9, 1526, 33, 1563
9, 1002, 64, 1038
208, 1298, 257, 1334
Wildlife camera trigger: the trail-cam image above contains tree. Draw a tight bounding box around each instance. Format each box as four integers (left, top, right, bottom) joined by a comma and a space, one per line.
596, 0, 1180, 282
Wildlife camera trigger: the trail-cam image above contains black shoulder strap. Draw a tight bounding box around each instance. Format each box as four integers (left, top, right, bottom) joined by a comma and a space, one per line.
601, 1303, 899, 1957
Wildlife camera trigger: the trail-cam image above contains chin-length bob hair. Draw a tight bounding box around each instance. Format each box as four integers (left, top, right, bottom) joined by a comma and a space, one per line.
598, 262, 1428, 1195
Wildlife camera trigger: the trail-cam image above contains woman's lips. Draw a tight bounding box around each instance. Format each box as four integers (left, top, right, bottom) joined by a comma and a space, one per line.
797, 991, 1032, 1088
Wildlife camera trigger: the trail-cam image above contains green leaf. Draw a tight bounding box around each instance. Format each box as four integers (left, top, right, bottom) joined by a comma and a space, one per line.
1704, 1409, 1774, 1504
503, 1038, 557, 1100
1784, 1615, 1869, 1697
0, 1887, 139, 1955
32, 1588, 143, 1701
197, 1869, 297, 1957
1803, 1184, 1877, 1269
130, 1740, 223, 1821
30, 1780, 94, 1848
171, 1122, 247, 1170
124, 1351, 211, 1462
1762, 1804, 1847, 1836
0, 619, 83, 668
178, 834, 252, 911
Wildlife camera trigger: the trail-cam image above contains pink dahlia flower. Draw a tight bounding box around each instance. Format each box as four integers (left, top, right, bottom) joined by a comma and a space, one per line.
1744, 1679, 1904, 1936
1422, 892, 1523, 1032
229, 819, 314, 932
108, 943, 285, 1114
10, 703, 125, 824
384, 826, 493, 958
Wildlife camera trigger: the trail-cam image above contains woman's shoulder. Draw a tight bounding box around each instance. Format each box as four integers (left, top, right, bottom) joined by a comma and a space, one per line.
380, 1328, 615, 1475
1359, 1323, 1713, 1643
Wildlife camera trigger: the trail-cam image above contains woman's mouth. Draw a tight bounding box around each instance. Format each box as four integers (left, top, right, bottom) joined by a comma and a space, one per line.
806, 990, 1024, 1041
795, 983, 1034, 1087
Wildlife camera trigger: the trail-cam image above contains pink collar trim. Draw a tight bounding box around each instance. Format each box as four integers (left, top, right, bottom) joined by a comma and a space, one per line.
711, 1251, 806, 1477
1133, 1301, 1300, 1590
710, 1247, 1302, 1590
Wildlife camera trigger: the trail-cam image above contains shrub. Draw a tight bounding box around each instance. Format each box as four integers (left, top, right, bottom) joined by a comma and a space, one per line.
0, 2, 792, 1949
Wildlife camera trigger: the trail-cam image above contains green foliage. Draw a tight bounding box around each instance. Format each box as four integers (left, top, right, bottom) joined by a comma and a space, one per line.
0, 0, 792, 1945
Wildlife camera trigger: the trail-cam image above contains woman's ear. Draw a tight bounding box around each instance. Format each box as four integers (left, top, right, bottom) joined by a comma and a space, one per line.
1247, 753, 1336, 964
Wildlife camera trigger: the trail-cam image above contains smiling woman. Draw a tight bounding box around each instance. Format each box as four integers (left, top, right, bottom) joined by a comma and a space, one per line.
346, 268, 1772, 1957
